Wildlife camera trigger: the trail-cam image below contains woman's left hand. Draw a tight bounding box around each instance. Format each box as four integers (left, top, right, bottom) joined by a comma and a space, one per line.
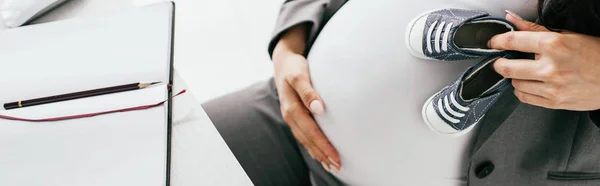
489, 11, 600, 111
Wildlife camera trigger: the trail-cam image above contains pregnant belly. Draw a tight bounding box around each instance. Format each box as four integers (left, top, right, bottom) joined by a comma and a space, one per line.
307, 0, 535, 185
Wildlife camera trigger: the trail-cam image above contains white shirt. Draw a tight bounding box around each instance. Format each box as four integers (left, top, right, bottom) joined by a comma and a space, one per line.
307, 0, 537, 185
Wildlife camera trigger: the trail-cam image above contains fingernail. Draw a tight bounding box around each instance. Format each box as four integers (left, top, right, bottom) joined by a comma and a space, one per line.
308, 151, 315, 160
328, 157, 340, 168
321, 162, 331, 172
330, 164, 340, 174
310, 100, 325, 115
505, 10, 523, 20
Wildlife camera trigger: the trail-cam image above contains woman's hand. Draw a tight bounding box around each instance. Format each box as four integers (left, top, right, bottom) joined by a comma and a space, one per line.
489, 11, 600, 111
272, 24, 341, 172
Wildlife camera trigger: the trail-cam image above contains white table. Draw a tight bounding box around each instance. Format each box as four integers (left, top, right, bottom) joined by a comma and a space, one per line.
33, 0, 279, 103
30, 1, 254, 185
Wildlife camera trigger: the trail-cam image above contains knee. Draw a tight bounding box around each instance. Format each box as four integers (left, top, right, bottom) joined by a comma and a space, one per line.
202, 79, 283, 135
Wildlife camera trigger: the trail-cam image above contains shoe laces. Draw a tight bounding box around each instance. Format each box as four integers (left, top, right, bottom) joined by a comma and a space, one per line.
438, 91, 469, 124
427, 21, 454, 54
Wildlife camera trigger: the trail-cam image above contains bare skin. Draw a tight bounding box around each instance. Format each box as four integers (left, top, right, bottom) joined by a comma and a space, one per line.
491, 11, 600, 111
272, 23, 341, 173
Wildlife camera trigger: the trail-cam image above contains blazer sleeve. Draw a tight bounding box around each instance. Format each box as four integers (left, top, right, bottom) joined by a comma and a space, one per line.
267, 0, 348, 58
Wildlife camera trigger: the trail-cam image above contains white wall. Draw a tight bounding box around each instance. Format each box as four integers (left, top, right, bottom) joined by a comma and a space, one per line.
172, 0, 281, 103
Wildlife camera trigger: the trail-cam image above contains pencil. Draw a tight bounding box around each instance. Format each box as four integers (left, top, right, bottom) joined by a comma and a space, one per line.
3, 82, 161, 110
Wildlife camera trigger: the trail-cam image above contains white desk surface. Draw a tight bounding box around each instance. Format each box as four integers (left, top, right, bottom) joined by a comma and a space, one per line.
33, 0, 279, 103
29, 0, 254, 185
170, 73, 253, 186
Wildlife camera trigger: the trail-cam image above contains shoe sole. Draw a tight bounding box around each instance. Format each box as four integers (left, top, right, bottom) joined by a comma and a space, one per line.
421, 92, 479, 137
405, 9, 440, 61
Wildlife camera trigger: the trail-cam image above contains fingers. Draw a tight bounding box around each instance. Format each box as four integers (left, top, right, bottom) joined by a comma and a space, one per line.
493, 58, 542, 81
289, 122, 339, 173
489, 31, 557, 54
504, 10, 548, 32
292, 110, 341, 168
276, 57, 339, 171
512, 80, 554, 99
278, 82, 341, 172
514, 89, 558, 109
488, 10, 548, 53
284, 109, 341, 172
288, 120, 327, 162
285, 71, 325, 115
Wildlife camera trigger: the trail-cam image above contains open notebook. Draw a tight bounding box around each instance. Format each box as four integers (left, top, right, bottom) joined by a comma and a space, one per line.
0, 2, 174, 186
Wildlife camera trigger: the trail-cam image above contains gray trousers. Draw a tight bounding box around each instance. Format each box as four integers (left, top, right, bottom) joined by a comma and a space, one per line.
203, 78, 345, 186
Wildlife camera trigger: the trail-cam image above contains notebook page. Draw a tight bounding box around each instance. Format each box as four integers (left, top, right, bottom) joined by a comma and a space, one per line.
0, 2, 173, 186
0, 2, 173, 101
0, 85, 168, 186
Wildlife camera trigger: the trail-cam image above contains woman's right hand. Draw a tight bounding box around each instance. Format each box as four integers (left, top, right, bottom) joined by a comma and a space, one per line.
272, 24, 341, 173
